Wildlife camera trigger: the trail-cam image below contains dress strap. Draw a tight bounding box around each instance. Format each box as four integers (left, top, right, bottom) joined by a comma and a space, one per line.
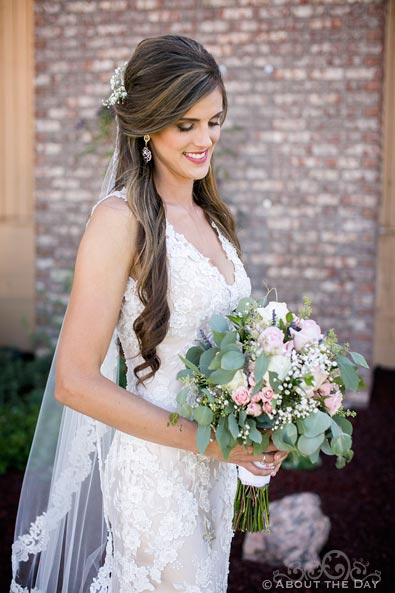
86, 188, 127, 226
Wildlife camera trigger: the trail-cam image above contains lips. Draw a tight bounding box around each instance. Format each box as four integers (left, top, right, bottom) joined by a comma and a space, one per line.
183, 150, 209, 163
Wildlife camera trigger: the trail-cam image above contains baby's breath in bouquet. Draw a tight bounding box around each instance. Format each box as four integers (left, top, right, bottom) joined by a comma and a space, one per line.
169, 293, 368, 533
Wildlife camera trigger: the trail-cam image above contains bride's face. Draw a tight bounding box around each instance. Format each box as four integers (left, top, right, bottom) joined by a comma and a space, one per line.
149, 86, 224, 182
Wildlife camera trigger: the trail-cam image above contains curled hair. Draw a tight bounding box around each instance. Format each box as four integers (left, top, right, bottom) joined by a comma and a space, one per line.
112, 35, 240, 383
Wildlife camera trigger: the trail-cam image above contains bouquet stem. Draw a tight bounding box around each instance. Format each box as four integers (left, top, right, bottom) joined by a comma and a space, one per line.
232, 479, 270, 533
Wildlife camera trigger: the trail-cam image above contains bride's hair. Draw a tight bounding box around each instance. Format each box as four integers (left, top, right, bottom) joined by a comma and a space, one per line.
113, 34, 240, 383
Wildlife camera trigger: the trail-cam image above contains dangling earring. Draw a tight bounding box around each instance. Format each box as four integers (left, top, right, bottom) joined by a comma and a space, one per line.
142, 134, 152, 163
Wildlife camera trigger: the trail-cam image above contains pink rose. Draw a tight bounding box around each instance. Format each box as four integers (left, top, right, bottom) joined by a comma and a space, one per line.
290, 319, 323, 352
311, 366, 328, 390
246, 402, 262, 417
261, 387, 274, 401
324, 390, 342, 416
285, 340, 295, 354
318, 381, 332, 397
251, 392, 262, 403
258, 326, 285, 355
232, 386, 251, 406
262, 401, 273, 414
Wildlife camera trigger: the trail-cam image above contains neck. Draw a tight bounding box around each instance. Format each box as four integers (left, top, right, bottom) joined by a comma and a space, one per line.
153, 171, 195, 211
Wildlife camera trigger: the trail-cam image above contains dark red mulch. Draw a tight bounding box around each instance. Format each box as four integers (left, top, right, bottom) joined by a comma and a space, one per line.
1, 367, 394, 593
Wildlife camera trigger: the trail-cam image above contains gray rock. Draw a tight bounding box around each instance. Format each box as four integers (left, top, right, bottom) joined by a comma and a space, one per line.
242, 492, 331, 570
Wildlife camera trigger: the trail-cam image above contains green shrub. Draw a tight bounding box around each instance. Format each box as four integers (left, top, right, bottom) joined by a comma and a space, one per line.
0, 348, 52, 475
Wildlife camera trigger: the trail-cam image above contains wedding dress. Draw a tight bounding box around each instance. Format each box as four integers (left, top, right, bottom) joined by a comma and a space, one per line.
100, 190, 251, 592
11, 188, 251, 593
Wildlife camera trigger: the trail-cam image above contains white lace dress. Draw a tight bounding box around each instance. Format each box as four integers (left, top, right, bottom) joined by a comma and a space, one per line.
101, 191, 251, 593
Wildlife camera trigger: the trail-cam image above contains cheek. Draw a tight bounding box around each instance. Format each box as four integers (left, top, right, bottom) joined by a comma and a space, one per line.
211, 127, 221, 144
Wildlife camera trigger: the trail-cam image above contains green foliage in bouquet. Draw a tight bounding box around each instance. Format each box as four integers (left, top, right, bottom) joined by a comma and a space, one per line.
170, 293, 368, 532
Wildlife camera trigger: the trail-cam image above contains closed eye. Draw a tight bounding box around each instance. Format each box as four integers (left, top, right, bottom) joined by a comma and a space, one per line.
177, 122, 221, 132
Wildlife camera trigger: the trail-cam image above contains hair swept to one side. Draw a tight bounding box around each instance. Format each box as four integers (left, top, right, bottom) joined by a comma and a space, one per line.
112, 34, 240, 383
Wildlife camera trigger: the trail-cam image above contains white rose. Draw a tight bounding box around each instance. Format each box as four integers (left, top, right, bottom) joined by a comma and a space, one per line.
265, 355, 292, 382
225, 369, 247, 392
257, 301, 290, 326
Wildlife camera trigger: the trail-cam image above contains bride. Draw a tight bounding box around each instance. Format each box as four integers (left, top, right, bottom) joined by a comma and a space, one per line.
11, 34, 288, 593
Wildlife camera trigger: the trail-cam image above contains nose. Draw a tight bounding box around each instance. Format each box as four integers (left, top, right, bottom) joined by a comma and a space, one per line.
192, 124, 214, 149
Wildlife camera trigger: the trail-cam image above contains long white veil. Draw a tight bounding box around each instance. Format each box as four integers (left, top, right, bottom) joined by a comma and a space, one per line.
10, 145, 121, 593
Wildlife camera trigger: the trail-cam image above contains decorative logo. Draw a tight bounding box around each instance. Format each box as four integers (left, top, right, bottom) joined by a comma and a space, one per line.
260, 550, 382, 590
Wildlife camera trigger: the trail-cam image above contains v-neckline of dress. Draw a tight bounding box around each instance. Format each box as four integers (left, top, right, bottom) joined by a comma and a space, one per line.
165, 219, 237, 288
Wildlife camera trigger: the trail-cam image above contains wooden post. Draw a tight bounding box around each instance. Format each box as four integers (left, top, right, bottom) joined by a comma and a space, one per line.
0, 0, 35, 350
374, 0, 395, 368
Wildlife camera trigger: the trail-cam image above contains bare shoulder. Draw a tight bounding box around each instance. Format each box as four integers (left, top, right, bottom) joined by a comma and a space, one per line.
82, 195, 137, 277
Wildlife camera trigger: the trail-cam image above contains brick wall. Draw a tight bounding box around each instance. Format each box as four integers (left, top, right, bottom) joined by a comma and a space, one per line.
35, 0, 386, 385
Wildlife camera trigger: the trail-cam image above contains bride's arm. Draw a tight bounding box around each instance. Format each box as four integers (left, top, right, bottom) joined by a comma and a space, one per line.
55, 198, 286, 476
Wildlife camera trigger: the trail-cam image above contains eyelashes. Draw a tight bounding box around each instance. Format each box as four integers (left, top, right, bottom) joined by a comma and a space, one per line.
177, 122, 221, 132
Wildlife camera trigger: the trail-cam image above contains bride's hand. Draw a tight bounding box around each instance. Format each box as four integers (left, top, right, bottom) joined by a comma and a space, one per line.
207, 439, 289, 477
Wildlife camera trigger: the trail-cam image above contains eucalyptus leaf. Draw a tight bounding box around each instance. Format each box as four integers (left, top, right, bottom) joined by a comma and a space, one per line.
208, 353, 221, 371
332, 415, 353, 436
254, 352, 269, 383
212, 330, 225, 347
216, 417, 230, 452
179, 355, 200, 374
209, 314, 230, 333
220, 343, 240, 353
221, 350, 245, 371
248, 423, 263, 444
253, 431, 270, 455
194, 405, 213, 426
185, 346, 204, 366
252, 380, 263, 396
221, 331, 238, 346
228, 414, 240, 439
196, 424, 211, 454
176, 386, 189, 406
272, 427, 295, 451
178, 403, 192, 418
238, 410, 247, 427
302, 410, 332, 437
298, 433, 325, 456
330, 419, 343, 438
199, 348, 217, 375
176, 368, 193, 381
337, 355, 359, 392
236, 297, 254, 314
208, 369, 236, 385
283, 423, 298, 446
308, 449, 321, 465
345, 449, 354, 463
349, 351, 369, 369
321, 438, 333, 455
331, 433, 352, 456
255, 416, 274, 430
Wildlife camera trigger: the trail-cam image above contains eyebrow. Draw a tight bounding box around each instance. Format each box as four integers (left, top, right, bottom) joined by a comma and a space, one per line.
177, 110, 224, 122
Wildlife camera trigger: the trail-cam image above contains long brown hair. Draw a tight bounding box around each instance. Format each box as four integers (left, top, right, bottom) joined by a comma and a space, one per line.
113, 34, 240, 383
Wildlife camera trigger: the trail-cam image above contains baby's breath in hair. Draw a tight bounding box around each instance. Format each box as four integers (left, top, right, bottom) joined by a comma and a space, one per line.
102, 62, 128, 108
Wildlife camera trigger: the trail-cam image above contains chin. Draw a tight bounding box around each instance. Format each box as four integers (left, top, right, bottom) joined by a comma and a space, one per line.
193, 170, 210, 181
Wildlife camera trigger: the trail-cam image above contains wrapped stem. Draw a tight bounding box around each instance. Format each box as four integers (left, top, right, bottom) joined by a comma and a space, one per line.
232, 479, 270, 533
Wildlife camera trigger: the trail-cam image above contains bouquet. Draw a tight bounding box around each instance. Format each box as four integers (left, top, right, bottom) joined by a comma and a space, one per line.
169, 295, 368, 533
